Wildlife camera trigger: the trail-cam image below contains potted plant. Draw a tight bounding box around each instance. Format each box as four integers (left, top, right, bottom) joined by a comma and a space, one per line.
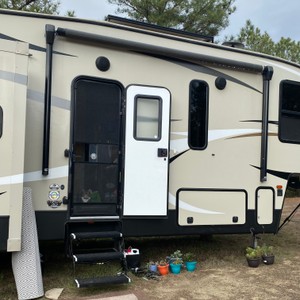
157, 260, 169, 275
169, 258, 182, 274
169, 250, 183, 274
245, 246, 262, 268
261, 245, 275, 265
147, 261, 158, 272
184, 252, 197, 272
168, 250, 183, 264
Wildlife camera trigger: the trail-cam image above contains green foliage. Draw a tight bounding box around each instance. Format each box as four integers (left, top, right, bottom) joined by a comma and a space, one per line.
169, 249, 183, 264
170, 249, 183, 259
158, 259, 168, 266
275, 37, 300, 64
234, 20, 300, 64
245, 246, 262, 259
65, 9, 75, 17
184, 252, 196, 262
261, 244, 274, 256
147, 260, 158, 267
171, 258, 182, 264
107, 0, 236, 36
0, 0, 60, 14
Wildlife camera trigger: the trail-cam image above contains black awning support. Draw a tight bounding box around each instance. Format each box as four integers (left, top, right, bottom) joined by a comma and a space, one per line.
260, 66, 273, 182
278, 201, 300, 232
42, 24, 55, 176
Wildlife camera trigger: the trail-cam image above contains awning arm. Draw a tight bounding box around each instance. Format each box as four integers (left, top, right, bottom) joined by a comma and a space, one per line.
42, 24, 55, 176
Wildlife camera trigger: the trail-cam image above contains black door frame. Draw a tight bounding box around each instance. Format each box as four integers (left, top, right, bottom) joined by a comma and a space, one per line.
68, 76, 124, 218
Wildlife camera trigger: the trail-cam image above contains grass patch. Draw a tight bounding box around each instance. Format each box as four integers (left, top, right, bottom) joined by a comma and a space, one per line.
0, 198, 299, 299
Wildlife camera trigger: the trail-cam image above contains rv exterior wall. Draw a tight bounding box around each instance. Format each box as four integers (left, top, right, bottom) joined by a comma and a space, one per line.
0, 39, 29, 251
0, 10, 300, 245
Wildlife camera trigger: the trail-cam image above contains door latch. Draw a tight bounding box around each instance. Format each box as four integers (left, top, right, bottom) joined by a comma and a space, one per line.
157, 148, 168, 157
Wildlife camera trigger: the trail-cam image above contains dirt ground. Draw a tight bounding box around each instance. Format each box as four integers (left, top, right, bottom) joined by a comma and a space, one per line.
1, 198, 299, 300
82, 198, 300, 300
73, 198, 300, 300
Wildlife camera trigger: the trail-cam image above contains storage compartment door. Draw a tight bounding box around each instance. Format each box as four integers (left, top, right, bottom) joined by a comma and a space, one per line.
256, 188, 274, 225
178, 189, 247, 226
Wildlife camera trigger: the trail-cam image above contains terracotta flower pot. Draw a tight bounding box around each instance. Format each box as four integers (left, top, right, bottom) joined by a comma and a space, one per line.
158, 264, 169, 275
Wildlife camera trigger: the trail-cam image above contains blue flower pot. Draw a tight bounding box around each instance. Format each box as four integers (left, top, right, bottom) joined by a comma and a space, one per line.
185, 261, 197, 272
170, 263, 181, 274
149, 264, 158, 272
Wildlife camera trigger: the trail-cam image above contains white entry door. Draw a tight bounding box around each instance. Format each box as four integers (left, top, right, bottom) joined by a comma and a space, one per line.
123, 85, 171, 216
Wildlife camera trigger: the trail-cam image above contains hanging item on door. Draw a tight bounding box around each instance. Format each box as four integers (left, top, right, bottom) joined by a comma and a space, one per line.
81, 189, 101, 203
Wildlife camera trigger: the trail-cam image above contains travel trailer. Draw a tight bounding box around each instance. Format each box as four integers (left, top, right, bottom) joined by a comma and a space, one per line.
1, 9, 300, 289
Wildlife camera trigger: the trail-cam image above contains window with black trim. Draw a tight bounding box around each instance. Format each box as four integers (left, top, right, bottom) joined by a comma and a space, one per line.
189, 80, 209, 149
0, 106, 3, 138
279, 80, 300, 143
134, 96, 162, 141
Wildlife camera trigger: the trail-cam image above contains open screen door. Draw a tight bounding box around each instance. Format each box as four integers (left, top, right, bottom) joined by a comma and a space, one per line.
123, 85, 170, 216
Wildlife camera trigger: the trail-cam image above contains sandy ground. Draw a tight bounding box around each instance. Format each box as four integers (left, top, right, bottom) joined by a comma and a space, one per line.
75, 198, 300, 300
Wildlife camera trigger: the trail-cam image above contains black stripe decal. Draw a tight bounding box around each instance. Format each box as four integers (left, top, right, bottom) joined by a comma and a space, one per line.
170, 150, 189, 163
0, 191, 7, 196
241, 120, 279, 125
138, 52, 261, 93
251, 165, 290, 180
0, 33, 75, 57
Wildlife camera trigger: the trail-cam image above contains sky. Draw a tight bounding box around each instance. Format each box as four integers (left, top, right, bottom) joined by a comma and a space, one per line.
58, 0, 300, 42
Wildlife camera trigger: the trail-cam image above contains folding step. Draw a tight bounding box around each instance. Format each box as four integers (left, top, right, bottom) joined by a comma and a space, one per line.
70, 231, 122, 240
73, 251, 125, 263
75, 274, 131, 288
66, 221, 129, 288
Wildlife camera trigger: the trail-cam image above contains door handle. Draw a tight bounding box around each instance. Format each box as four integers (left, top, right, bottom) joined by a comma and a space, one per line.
157, 148, 168, 157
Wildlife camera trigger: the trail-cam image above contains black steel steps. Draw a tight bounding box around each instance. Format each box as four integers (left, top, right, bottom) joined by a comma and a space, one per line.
71, 231, 122, 240
75, 274, 131, 288
66, 222, 129, 288
73, 251, 125, 263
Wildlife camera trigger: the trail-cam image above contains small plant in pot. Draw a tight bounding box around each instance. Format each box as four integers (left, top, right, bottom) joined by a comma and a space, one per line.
147, 261, 158, 273
169, 250, 183, 274
261, 244, 275, 265
168, 250, 183, 263
169, 258, 182, 274
184, 252, 197, 272
157, 260, 169, 275
245, 246, 262, 268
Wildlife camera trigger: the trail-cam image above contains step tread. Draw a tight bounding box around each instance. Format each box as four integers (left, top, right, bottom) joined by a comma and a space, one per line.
75, 274, 131, 288
73, 251, 125, 263
71, 231, 122, 240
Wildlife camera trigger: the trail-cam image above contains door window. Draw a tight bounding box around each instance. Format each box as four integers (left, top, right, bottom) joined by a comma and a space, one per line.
134, 96, 162, 141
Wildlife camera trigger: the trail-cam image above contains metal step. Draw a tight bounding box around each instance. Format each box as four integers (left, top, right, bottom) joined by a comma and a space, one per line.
73, 251, 125, 263
70, 215, 120, 221
70, 231, 122, 240
75, 274, 131, 288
